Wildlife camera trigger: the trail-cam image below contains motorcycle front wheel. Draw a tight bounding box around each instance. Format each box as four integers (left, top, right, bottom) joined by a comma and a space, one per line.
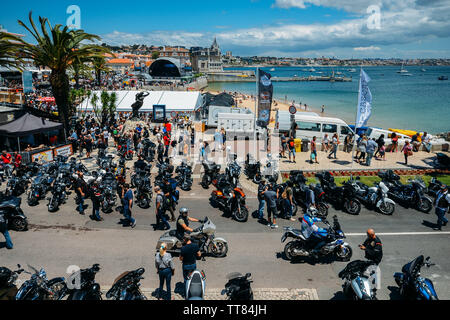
335, 245, 353, 262
138, 196, 150, 209
48, 198, 58, 213
234, 204, 249, 222
344, 199, 361, 215
200, 174, 210, 189
316, 202, 329, 218
284, 241, 298, 261
10, 217, 28, 232
378, 202, 395, 215
209, 240, 228, 258
417, 197, 432, 213
252, 174, 261, 184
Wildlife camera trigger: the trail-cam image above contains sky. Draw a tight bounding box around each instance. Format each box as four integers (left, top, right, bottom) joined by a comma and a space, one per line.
1, 0, 450, 58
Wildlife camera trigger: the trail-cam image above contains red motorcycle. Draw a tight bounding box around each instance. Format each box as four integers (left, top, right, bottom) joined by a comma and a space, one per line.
210, 175, 248, 222
118, 144, 133, 161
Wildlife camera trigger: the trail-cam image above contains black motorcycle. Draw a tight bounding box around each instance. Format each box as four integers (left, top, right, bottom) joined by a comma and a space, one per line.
316, 171, 362, 215
244, 154, 261, 182
222, 272, 254, 300
225, 159, 241, 188
0, 192, 28, 231
176, 161, 193, 191
427, 177, 444, 199
15, 265, 67, 300
105, 268, 147, 300
66, 264, 102, 300
100, 181, 117, 214
379, 170, 433, 213
5, 174, 29, 197
201, 160, 221, 189
0, 265, 24, 300
434, 152, 450, 170
135, 176, 153, 209
289, 171, 329, 218
27, 174, 53, 206
141, 138, 156, 162
47, 180, 67, 212
155, 163, 174, 186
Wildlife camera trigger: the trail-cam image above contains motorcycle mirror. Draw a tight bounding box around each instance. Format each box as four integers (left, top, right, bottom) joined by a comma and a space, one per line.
425, 256, 431, 262
17, 264, 21, 268
245, 273, 252, 279
221, 289, 227, 295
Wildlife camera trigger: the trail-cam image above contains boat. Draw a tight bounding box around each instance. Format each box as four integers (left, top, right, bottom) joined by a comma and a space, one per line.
421, 68, 426, 72
438, 76, 448, 80
401, 73, 412, 76
389, 128, 418, 138
270, 68, 275, 72
348, 68, 357, 73
309, 68, 316, 72
397, 62, 409, 73
336, 71, 343, 75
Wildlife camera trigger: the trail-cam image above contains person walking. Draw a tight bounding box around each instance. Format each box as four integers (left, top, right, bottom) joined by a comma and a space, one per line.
288, 136, 296, 163
74, 172, 87, 215
89, 181, 103, 222
155, 186, 170, 230
213, 129, 223, 152
155, 243, 175, 300
374, 134, 385, 159
322, 134, 330, 152
365, 138, 378, 167
0, 213, 13, 250
122, 184, 136, 228
180, 236, 201, 286
310, 136, 319, 164
356, 136, 367, 164
280, 133, 287, 158
257, 179, 267, 221
391, 133, 399, 153
401, 141, 413, 165
433, 185, 449, 231
328, 134, 339, 160
344, 133, 354, 153
264, 185, 279, 229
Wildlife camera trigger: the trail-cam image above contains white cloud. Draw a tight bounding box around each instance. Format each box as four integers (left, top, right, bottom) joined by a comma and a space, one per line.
354, 46, 381, 51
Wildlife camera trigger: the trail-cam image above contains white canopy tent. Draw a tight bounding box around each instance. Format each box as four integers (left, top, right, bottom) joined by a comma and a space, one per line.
77, 90, 203, 113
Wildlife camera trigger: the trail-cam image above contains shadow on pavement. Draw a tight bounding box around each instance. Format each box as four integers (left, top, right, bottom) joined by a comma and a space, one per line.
329, 291, 347, 300
422, 220, 438, 229
387, 286, 402, 300
174, 282, 186, 298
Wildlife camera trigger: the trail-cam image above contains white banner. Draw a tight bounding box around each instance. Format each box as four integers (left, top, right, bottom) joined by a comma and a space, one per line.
356, 69, 372, 128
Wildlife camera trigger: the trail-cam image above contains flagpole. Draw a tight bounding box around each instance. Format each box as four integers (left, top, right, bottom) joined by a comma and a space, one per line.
350, 66, 363, 174
254, 67, 259, 160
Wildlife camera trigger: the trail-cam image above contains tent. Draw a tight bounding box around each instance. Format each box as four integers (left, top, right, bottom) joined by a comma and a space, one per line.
78, 90, 203, 113
0, 113, 63, 137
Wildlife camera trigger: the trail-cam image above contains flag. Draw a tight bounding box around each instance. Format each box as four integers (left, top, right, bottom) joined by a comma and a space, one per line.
355, 69, 372, 128
257, 69, 273, 128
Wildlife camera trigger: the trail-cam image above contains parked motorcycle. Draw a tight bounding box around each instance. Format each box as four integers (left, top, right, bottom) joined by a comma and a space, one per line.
201, 160, 221, 189
379, 170, 433, 213
27, 174, 53, 206
210, 174, 249, 222
176, 161, 193, 191
347, 176, 396, 215
118, 144, 133, 161
281, 214, 352, 262
47, 179, 67, 212
100, 182, 117, 213
105, 268, 147, 300
0, 265, 24, 300
339, 260, 378, 300
316, 171, 362, 215
225, 158, 241, 188
155, 163, 174, 186
0, 192, 28, 231
15, 265, 66, 300
156, 217, 228, 258
185, 270, 206, 300
427, 177, 444, 199
222, 272, 254, 300
66, 264, 102, 300
434, 152, 450, 170
134, 175, 153, 209
5, 174, 29, 197
394, 255, 438, 300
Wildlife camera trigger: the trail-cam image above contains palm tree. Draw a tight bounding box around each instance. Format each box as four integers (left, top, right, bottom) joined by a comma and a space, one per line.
92, 55, 111, 86
6, 12, 111, 131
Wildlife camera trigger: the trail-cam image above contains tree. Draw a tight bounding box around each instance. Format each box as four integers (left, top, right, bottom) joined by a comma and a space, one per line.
92, 54, 111, 86
6, 12, 111, 131
152, 51, 160, 60
90, 91, 117, 127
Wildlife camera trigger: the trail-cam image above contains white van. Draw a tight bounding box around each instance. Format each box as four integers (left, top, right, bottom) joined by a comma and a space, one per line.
293, 114, 353, 142
275, 110, 319, 133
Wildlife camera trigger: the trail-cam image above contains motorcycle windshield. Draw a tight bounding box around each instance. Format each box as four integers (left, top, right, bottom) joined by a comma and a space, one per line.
402, 255, 424, 276
226, 272, 244, 281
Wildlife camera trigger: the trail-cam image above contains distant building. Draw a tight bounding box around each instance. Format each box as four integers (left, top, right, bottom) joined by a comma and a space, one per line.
190, 38, 224, 73
106, 58, 134, 74
226, 51, 232, 57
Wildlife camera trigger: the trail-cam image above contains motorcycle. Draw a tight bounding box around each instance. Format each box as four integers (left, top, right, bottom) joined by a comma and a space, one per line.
175, 161, 193, 191
141, 138, 156, 163
210, 174, 249, 222
118, 143, 133, 161
427, 177, 444, 199
289, 171, 329, 218
316, 171, 362, 215
225, 158, 241, 188
0, 265, 24, 300
281, 214, 352, 262
272, 182, 299, 218
100, 182, 117, 213
347, 176, 396, 215
154, 163, 174, 186
434, 152, 450, 170
15, 265, 66, 300
27, 174, 53, 206
200, 160, 221, 189
134, 176, 153, 209
47, 179, 67, 212
66, 264, 102, 300
0, 162, 13, 182
222, 272, 254, 300
394, 255, 438, 300
379, 170, 433, 213
106, 268, 147, 300
5, 174, 29, 197
185, 270, 206, 300
339, 260, 378, 300
245, 154, 279, 185
0, 192, 28, 231
156, 217, 228, 258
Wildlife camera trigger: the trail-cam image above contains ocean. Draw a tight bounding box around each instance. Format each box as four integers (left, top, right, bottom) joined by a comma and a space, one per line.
207, 66, 450, 134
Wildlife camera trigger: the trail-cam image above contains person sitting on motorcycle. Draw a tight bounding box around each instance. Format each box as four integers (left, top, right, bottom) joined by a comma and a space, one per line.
305, 184, 316, 209
134, 155, 147, 172
301, 209, 328, 258
176, 208, 203, 241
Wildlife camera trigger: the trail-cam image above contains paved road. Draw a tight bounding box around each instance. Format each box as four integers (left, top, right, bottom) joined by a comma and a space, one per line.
1, 177, 449, 300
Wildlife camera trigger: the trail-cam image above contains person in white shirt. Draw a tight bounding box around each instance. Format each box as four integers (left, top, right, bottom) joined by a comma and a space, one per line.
422, 132, 432, 153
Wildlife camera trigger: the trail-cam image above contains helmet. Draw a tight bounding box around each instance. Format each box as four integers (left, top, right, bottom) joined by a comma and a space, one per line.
0, 267, 12, 287
180, 207, 189, 215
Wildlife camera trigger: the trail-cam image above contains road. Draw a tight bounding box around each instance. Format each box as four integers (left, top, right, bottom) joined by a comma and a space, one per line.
1, 177, 449, 300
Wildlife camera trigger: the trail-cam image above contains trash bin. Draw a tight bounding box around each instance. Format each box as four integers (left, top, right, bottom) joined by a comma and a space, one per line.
302, 139, 310, 152
294, 138, 302, 153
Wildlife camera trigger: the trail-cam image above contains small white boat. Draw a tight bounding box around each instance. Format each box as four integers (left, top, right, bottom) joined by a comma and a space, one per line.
348, 68, 357, 72
421, 68, 426, 72
397, 62, 409, 73
309, 68, 316, 72
401, 73, 412, 76
336, 72, 342, 75
270, 68, 275, 72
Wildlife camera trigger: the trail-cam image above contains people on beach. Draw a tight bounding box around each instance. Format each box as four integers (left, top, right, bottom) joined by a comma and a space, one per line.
411, 132, 421, 152
310, 136, 319, 164
401, 141, 413, 165
288, 136, 296, 163
280, 133, 287, 158
343, 133, 353, 153
328, 134, 339, 160
356, 136, 367, 164
422, 132, 432, 153
374, 134, 385, 159
365, 138, 378, 167
391, 133, 399, 153
322, 134, 330, 152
